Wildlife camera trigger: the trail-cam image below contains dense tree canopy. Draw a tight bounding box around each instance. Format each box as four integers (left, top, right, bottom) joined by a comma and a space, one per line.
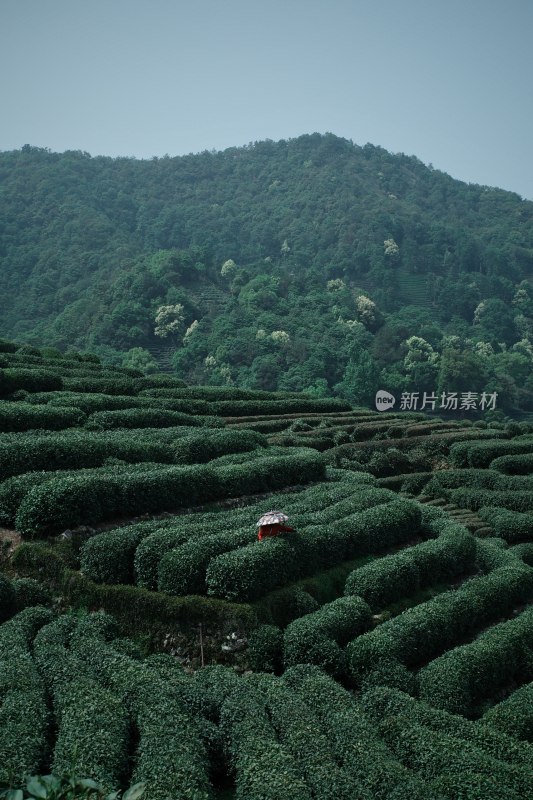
1, 134, 533, 411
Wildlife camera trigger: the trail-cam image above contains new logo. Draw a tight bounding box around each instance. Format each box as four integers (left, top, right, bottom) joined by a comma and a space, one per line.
375, 390, 396, 412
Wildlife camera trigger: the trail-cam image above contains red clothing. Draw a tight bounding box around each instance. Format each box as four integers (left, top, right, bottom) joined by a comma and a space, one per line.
257, 523, 294, 541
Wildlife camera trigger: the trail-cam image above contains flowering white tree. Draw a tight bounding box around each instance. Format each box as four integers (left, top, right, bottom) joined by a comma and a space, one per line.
355, 295, 377, 326
183, 319, 199, 342
271, 330, 290, 345
327, 279, 345, 292
154, 304, 185, 338
383, 238, 400, 262
221, 259, 237, 279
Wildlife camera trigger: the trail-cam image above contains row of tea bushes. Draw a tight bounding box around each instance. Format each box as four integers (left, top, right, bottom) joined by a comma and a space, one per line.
139, 385, 303, 400
491, 452, 533, 474
344, 523, 476, 610
70, 615, 214, 800
283, 595, 372, 677
418, 605, 533, 716
0, 462, 174, 528
25, 391, 212, 415
0, 606, 53, 786
423, 468, 533, 498
247, 673, 364, 799
84, 407, 214, 430
424, 468, 533, 497
347, 555, 533, 681
448, 487, 533, 513
0, 400, 86, 432
81, 469, 370, 589
205, 498, 421, 602
0, 430, 175, 480
282, 664, 425, 799
219, 681, 313, 800
0, 426, 264, 480
482, 682, 533, 742
371, 706, 532, 799
208, 398, 351, 417
324, 428, 507, 465
449, 436, 533, 468
477, 506, 533, 544
361, 686, 533, 770
158, 529, 258, 596
0, 368, 63, 396
33, 616, 129, 792
15, 448, 325, 537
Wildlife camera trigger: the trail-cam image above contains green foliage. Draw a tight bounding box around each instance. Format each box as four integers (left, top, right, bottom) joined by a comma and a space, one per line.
0, 573, 16, 623
449, 487, 533, 512
482, 682, 533, 742
0, 402, 86, 432
206, 497, 421, 601
418, 605, 533, 716
449, 436, 533, 468
246, 625, 283, 673
246, 673, 366, 800
374, 713, 531, 799
32, 618, 130, 793
348, 560, 533, 681
157, 527, 256, 595
12, 449, 323, 538
85, 408, 207, 430
171, 429, 266, 463
0, 369, 62, 396
219, 681, 312, 800
0, 432, 174, 480
361, 685, 533, 769
0, 774, 145, 800
283, 663, 422, 798
283, 595, 372, 677
344, 525, 476, 609
12, 579, 52, 612
491, 452, 533, 474
478, 506, 533, 543
0, 608, 53, 786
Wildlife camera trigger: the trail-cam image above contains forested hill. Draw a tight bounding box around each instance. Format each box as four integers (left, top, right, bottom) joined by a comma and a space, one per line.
2, 133, 533, 411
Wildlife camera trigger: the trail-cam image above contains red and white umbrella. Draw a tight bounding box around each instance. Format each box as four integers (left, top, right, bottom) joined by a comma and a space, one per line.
256, 510, 289, 527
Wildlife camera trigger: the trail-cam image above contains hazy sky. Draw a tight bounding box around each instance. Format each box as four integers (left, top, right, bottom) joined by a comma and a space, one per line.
2, 0, 532, 198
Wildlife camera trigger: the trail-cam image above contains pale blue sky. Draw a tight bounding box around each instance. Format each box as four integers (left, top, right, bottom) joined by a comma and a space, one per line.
2, 0, 532, 198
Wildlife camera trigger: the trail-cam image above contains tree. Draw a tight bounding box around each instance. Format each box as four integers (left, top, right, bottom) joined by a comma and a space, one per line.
122, 347, 158, 374
473, 298, 516, 347
154, 304, 185, 338
403, 336, 439, 391
334, 351, 380, 407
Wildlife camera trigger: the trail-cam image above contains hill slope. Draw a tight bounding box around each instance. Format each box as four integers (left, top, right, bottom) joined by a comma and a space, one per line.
2, 134, 533, 405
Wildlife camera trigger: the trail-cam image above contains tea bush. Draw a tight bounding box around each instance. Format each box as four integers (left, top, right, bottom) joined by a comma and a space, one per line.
348, 561, 533, 680
206, 499, 421, 601
344, 525, 476, 609
418, 605, 533, 716
158, 528, 257, 595
478, 506, 533, 544
449, 436, 533, 468
219, 681, 312, 800
361, 685, 533, 767
482, 683, 533, 742
0, 607, 54, 785
283, 595, 372, 677
0, 432, 173, 480
0, 401, 86, 432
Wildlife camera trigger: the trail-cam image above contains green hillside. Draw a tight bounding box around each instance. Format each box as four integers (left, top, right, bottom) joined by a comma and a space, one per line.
2, 134, 533, 410
2, 340, 533, 798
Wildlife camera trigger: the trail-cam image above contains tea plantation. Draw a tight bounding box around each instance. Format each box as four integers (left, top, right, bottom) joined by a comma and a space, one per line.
1, 339, 533, 799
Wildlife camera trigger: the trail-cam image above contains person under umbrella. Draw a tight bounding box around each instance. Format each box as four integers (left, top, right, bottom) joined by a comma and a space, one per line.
257, 510, 294, 541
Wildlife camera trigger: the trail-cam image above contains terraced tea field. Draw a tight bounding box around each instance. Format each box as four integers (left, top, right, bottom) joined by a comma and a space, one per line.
1, 340, 533, 799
